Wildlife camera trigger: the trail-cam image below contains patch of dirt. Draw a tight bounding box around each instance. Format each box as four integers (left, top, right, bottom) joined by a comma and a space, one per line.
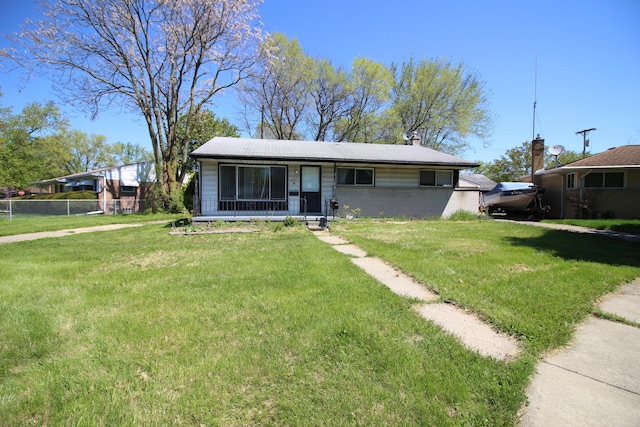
169, 227, 260, 235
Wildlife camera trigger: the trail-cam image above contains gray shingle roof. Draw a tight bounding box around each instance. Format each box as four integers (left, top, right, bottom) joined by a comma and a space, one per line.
563, 145, 640, 168
191, 137, 478, 168
459, 173, 497, 191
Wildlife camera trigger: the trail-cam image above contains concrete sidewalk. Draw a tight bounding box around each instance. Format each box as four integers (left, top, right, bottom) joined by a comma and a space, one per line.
314, 228, 640, 426
0, 223, 148, 244
520, 281, 640, 426
499, 219, 640, 243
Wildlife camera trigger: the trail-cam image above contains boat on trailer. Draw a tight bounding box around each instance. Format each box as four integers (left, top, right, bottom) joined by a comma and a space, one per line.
481, 182, 547, 218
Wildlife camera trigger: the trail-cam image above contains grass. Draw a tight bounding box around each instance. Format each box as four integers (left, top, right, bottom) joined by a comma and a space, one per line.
0, 213, 184, 236
542, 218, 640, 234
333, 219, 640, 354
1, 217, 638, 425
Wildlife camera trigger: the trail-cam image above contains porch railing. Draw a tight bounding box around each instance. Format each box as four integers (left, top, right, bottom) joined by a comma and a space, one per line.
197, 197, 289, 217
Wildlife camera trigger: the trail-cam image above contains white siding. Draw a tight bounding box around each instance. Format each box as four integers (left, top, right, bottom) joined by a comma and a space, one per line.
197, 159, 477, 218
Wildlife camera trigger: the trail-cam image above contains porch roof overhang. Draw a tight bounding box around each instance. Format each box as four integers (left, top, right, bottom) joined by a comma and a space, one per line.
191, 137, 479, 169
31, 173, 104, 186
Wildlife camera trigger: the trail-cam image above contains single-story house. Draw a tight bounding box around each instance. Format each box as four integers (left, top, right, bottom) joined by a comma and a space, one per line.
534, 145, 640, 219
32, 162, 156, 214
190, 137, 480, 221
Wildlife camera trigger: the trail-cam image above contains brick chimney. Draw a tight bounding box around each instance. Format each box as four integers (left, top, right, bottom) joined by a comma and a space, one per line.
410, 132, 421, 146
531, 134, 545, 181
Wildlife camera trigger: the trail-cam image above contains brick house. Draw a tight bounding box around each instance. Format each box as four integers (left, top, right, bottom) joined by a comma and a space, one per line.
32, 162, 156, 214
534, 145, 640, 219
190, 137, 480, 221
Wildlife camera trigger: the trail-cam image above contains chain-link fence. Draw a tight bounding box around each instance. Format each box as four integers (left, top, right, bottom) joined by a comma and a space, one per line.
0, 199, 147, 220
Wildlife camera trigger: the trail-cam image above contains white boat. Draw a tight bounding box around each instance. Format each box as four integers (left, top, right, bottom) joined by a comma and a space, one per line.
481, 182, 540, 213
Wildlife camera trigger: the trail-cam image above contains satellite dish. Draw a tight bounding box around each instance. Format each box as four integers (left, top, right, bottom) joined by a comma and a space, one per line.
402, 131, 413, 141
548, 145, 565, 156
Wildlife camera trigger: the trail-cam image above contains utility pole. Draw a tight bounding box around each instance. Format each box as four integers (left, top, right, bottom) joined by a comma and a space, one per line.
576, 128, 596, 158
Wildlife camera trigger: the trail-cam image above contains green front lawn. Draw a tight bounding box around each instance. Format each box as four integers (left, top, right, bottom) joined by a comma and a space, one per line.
1, 219, 638, 425
542, 218, 640, 235
0, 213, 183, 236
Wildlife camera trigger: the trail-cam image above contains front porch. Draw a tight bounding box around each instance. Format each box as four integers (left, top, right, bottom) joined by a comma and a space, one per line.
192, 214, 316, 223
192, 195, 334, 223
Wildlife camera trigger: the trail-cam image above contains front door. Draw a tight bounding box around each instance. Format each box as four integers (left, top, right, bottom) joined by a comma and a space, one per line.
300, 166, 321, 213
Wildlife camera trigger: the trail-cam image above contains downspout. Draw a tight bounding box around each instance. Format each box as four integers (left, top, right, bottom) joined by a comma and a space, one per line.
560, 174, 564, 219
103, 176, 107, 214
332, 162, 337, 199
196, 161, 202, 217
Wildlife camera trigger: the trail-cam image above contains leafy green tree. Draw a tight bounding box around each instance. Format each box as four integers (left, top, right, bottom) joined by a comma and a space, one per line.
390, 57, 492, 154
240, 34, 393, 143
475, 141, 584, 182
111, 142, 153, 166
332, 57, 393, 143
474, 142, 531, 182
177, 110, 240, 177
555, 150, 584, 166
240, 33, 313, 140
62, 130, 114, 174
239, 36, 490, 153
3, 0, 265, 211
0, 99, 69, 189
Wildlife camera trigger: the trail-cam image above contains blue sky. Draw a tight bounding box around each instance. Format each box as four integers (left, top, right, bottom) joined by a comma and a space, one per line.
1, 0, 639, 163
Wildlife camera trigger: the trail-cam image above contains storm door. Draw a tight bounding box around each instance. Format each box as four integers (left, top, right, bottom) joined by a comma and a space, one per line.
300, 166, 321, 213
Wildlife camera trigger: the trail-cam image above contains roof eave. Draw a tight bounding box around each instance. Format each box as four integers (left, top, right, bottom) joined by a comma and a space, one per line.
562, 164, 640, 169
191, 153, 478, 168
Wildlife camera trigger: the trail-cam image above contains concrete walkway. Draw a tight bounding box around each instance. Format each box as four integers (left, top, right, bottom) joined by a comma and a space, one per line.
313, 230, 522, 362
313, 229, 640, 426
498, 219, 640, 243
520, 280, 640, 426
0, 223, 149, 244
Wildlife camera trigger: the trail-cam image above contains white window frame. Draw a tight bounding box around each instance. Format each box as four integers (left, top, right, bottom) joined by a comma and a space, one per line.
566, 173, 576, 190
419, 169, 453, 187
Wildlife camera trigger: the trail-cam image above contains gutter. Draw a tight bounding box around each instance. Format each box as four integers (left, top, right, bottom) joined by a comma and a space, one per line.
190, 154, 478, 169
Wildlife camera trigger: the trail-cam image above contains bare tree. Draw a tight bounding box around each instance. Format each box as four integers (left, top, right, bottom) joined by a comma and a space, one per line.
2, 0, 265, 209
239, 33, 311, 140
306, 59, 350, 141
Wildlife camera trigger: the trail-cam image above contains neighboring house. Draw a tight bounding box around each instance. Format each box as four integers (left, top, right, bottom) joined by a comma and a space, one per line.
190, 137, 480, 221
458, 173, 497, 192
32, 162, 156, 214
534, 145, 640, 219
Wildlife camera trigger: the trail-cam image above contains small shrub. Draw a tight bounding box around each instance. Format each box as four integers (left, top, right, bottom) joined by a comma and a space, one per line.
446, 210, 480, 221
21, 190, 97, 200
283, 216, 299, 227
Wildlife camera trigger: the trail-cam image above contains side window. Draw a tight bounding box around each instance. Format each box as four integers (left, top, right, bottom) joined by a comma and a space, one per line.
337, 168, 374, 186
420, 170, 453, 187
